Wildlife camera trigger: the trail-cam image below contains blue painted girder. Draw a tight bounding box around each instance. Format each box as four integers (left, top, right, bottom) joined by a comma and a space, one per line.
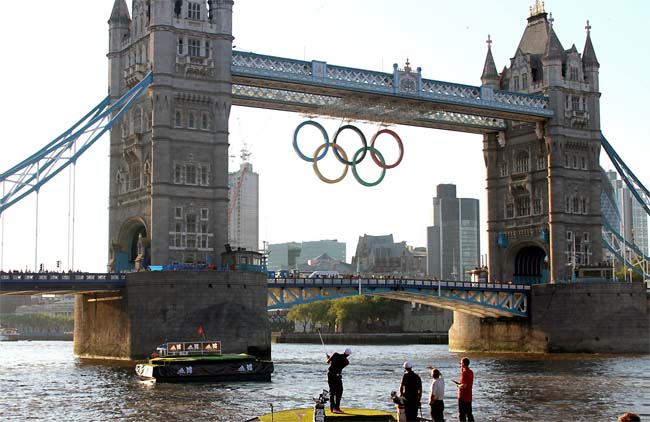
267, 278, 529, 318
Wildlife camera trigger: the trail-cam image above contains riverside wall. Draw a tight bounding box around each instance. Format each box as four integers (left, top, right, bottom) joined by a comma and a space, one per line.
74, 271, 270, 360
449, 282, 650, 353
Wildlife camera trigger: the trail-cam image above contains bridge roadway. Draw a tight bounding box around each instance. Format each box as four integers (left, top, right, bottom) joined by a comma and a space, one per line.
0, 273, 529, 317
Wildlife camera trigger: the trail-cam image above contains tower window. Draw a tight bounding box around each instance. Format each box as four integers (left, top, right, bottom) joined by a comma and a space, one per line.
513, 76, 519, 91
175, 207, 183, 219
572, 95, 580, 111
570, 67, 579, 81
522, 73, 528, 89
188, 39, 201, 57
174, 110, 182, 127
506, 202, 514, 219
199, 164, 210, 185
537, 155, 545, 171
201, 112, 209, 130
200, 208, 209, 220
516, 196, 530, 217
500, 161, 508, 177
514, 151, 529, 174
174, 163, 183, 184
186, 214, 197, 234
177, 38, 184, 55
185, 164, 197, 185
533, 198, 542, 215
188, 112, 195, 129
187, 2, 201, 20
129, 163, 141, 190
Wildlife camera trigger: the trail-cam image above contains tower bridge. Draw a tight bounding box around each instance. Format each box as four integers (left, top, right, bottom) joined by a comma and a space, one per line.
0, 0, 648, 357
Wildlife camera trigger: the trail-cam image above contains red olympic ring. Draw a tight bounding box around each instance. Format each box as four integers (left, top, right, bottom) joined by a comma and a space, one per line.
370, 129, 404, 169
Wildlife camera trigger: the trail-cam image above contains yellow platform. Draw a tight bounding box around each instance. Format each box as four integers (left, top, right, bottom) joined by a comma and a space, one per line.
249, 407, 397, 422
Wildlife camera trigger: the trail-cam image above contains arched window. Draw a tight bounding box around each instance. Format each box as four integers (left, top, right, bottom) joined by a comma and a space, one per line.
188, 112, 195, 129
175, 110, 182, 127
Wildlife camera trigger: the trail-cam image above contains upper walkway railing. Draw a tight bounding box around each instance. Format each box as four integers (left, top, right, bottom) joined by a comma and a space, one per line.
231, 51, 553, 132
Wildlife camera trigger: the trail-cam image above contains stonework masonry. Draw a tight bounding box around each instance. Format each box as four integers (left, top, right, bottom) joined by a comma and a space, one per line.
74, 271, 270, 360
449, 282, 649, 353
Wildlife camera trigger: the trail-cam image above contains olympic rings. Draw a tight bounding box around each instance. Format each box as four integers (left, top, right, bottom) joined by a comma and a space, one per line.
312, 143, 349, 184
332, 125, 367, 166
292, 120, 404, 186
370, 129, 404, 169
293, 120, 329, 162
352, 146, 386, 187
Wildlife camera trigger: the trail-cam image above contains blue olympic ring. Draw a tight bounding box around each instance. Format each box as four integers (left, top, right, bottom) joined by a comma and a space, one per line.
293, 120, 329, 162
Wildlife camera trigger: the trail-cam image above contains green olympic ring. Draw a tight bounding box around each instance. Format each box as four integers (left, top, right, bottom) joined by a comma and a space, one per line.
352, 146, 386, 187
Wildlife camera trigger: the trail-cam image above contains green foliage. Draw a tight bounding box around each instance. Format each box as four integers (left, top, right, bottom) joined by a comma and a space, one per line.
287, 296, 403, 332
0, 314, 73, 332
614, 259, 647, 282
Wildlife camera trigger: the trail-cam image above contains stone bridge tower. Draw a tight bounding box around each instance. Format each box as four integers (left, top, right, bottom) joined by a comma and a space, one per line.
107, 0, 233, 271
482, 3, 602, 283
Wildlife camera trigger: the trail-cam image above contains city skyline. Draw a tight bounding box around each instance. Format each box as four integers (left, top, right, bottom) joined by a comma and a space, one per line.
0, 1, 648, 272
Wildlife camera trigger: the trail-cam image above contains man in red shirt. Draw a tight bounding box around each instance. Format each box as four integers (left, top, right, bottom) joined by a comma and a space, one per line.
453, 357, 474, 422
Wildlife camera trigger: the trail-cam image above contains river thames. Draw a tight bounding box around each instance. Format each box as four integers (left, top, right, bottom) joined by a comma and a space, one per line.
0, 341, 648, 421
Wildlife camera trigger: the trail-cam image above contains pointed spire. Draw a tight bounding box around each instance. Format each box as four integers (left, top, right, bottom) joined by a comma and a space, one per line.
582, 20, 600, 67
481, 35, 500, 88
544, 15, 564, 60
109, 0, 131, 25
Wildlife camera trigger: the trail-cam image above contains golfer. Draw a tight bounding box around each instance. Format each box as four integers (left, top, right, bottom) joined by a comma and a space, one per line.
326, 347, 351, 414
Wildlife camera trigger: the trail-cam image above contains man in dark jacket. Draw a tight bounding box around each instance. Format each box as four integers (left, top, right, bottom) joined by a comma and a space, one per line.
326, 347, 351, 414
400, 361, 422, 422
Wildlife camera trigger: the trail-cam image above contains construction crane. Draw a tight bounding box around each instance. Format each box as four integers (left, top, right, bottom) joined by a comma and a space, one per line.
228, 144, 251, 219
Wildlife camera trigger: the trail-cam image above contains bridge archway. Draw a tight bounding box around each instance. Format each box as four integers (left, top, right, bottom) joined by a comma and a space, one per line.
112, 218, 149, 271
512, 244, 548, 284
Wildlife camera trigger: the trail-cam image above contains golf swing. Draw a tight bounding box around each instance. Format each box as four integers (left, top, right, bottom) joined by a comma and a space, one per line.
322, 336, 352, 415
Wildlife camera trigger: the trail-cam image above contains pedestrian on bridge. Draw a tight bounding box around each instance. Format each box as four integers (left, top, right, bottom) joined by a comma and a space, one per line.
326, 347, 351, 414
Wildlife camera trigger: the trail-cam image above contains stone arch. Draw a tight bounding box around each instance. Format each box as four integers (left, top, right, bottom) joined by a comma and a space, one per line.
113, 217, 150, 271
511, 243, 548, 284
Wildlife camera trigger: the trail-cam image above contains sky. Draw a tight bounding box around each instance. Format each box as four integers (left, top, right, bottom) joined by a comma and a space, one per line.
0, 0, 648, 272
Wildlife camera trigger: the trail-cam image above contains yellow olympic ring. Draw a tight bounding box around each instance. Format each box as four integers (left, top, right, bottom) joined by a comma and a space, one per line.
312, 143, 349, 184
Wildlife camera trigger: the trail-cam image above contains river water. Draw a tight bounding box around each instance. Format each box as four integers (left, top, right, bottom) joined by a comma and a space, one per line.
0, 341, 648, 421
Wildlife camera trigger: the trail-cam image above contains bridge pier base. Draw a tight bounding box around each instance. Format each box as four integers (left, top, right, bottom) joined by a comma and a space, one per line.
73, 271, 271, 361
449, 282, 649, 353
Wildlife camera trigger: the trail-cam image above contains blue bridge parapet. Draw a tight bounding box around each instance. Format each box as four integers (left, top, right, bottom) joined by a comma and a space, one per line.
267, 277, 530, 318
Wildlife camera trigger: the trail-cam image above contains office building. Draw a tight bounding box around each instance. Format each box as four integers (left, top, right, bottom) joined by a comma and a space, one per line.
228, 157, 259, 252
427, 184, 480, 280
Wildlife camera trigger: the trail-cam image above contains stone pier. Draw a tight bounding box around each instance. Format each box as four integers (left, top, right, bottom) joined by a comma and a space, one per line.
449, 282, 649, 353
74, 271, 270, 360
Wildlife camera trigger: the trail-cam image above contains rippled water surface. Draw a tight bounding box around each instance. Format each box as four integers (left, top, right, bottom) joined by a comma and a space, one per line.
0, 342, 648, 421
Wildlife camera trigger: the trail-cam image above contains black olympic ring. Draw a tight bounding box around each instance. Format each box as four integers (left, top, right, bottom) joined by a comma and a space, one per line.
293, 121, 404, 186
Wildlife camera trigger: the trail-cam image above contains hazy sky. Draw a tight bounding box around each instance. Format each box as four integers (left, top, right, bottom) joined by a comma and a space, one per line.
0, 0, 648, 272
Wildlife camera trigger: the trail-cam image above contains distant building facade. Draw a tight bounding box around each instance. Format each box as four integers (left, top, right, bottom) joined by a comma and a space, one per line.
228, 161, 259, 252
604, 170, 649, 257
267, 242, 303, 271
268, 240, 346, 271
296, 240, 346, 266
427, 184, 480, 281
352, 234, 426, 277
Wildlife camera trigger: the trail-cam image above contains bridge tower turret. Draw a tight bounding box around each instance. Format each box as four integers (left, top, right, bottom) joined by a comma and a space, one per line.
483, 4, 603, 283
106, 0, 233, 271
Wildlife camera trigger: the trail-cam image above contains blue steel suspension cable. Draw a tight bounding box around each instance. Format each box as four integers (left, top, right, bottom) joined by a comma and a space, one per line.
601, 134, 650, 215
0, 72, 153, 214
